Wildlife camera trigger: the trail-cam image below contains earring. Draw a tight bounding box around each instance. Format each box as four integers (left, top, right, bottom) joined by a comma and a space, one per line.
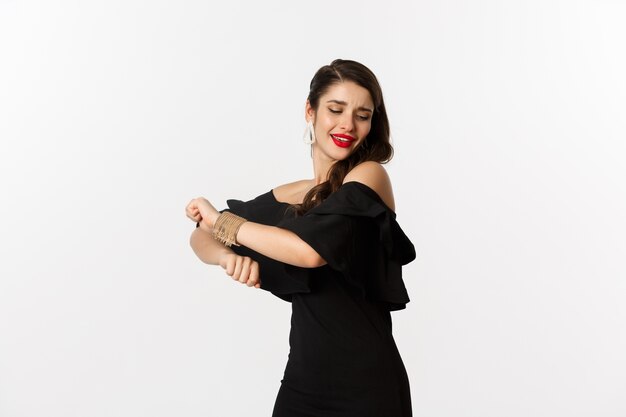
303, 120, 316, 144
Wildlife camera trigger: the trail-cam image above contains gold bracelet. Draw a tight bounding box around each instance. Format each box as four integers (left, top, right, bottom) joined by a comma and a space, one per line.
212, 211, 247, 247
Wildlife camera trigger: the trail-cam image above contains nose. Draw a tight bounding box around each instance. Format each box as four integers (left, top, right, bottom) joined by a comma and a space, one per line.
339, 113, 355, 133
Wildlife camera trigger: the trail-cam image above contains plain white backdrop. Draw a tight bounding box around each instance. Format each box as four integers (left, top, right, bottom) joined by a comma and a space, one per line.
1, 0, 625, 416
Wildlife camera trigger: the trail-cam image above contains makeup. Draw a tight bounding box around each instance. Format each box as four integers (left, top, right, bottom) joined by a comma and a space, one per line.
331, 133, 356, 148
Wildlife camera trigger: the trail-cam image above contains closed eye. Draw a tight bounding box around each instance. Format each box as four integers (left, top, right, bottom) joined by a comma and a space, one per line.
328, 107, 370, 121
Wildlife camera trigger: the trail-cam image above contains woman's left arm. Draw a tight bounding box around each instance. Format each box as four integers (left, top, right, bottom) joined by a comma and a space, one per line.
237, 222, 326, 268
187, 197, 326, 268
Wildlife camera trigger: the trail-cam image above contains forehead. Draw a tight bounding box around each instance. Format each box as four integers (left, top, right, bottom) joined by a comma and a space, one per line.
321, 81, 374, 108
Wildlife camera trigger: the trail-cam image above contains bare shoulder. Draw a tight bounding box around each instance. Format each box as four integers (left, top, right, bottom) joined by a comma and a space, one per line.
343, 161, 395, 211
272, 179, 315, 204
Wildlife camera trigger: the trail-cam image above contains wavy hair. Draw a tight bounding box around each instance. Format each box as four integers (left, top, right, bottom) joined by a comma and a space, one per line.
292, 59, 393, 215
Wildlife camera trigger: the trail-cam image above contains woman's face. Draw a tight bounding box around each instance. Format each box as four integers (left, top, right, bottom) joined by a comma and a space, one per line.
306, 81, 374, 161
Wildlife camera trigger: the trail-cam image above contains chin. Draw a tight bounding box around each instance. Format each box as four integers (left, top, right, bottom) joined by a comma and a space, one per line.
314, 143, 357, 162
331, 148, 353, 160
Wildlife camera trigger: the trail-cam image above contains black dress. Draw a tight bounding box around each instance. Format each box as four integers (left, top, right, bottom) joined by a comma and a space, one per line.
220, 181, 416, 417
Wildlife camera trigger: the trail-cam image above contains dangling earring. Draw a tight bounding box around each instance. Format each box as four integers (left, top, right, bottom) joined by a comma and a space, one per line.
303, 120, 316, 144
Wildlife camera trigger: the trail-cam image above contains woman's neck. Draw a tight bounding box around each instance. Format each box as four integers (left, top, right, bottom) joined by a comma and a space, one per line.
311, 146, 336, 185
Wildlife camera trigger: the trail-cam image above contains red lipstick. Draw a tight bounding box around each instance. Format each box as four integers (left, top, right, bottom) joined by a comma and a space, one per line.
331, 133, 356, 148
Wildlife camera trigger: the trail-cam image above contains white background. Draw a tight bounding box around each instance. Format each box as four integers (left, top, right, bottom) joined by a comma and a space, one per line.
1, 1, 625, 416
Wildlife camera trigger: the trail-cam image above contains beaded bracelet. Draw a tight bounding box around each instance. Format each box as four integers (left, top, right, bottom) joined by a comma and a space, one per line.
211, 211, 247, 247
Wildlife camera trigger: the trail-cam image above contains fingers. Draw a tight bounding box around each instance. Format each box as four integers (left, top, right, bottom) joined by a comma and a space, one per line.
233, 256, 245, 282
220, 254, 261, 289
243, 261, 260, 288
186, 197, 220, 230
186, 199, 202, 222
248, 261, 260, 288
223, 254, 236, 276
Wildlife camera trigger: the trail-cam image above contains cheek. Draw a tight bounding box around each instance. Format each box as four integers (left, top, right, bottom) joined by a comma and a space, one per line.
360, 123, 372, 137
316, 116, 333, 132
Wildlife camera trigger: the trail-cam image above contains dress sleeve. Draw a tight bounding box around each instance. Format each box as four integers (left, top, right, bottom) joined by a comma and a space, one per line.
276, 181, 416, 311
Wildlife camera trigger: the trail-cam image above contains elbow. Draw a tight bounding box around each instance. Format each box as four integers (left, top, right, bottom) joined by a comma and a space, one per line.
293, 239, 327, 268
301, 251, 327, 268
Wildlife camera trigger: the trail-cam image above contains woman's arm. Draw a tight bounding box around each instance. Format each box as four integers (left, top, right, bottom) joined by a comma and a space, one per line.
189, 223, 262, 288
235, 222, 327, 268
189, 226, 232, 265
187, 197, 326, 269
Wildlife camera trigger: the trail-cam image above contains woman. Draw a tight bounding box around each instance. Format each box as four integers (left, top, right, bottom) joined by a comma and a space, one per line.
186, 59, 416, 417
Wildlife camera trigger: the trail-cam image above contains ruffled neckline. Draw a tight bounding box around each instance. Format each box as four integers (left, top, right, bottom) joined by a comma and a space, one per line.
269, 181, 397, 217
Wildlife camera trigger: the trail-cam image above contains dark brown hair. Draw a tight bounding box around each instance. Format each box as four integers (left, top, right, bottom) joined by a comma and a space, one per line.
293, 59, 393, 215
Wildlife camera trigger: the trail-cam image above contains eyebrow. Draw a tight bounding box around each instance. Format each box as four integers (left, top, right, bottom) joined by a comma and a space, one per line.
326, 99, 373, 113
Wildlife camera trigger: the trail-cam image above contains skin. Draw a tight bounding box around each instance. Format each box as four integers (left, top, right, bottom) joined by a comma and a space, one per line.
186, 81, 395, 288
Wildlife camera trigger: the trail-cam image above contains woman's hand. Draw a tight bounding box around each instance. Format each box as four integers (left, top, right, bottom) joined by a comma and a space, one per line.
186, 197, 220, 232
219, 252, 261, 288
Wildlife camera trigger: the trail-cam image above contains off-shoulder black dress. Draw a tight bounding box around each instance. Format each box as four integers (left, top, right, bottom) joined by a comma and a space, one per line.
220, 181, 416, 417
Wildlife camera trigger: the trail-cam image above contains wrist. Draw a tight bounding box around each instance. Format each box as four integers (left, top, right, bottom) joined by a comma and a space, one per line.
212, 211, 247, 247
210, 211, 220, 227
200, 212, 220, 230
198, 220, 212, 233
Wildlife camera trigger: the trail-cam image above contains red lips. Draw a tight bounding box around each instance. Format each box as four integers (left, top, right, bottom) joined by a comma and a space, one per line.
331, 133, 356, 148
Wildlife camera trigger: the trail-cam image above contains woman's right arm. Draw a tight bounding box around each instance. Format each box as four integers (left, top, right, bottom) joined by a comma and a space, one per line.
190, 227, 261, 288
189, 226, 232, 265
